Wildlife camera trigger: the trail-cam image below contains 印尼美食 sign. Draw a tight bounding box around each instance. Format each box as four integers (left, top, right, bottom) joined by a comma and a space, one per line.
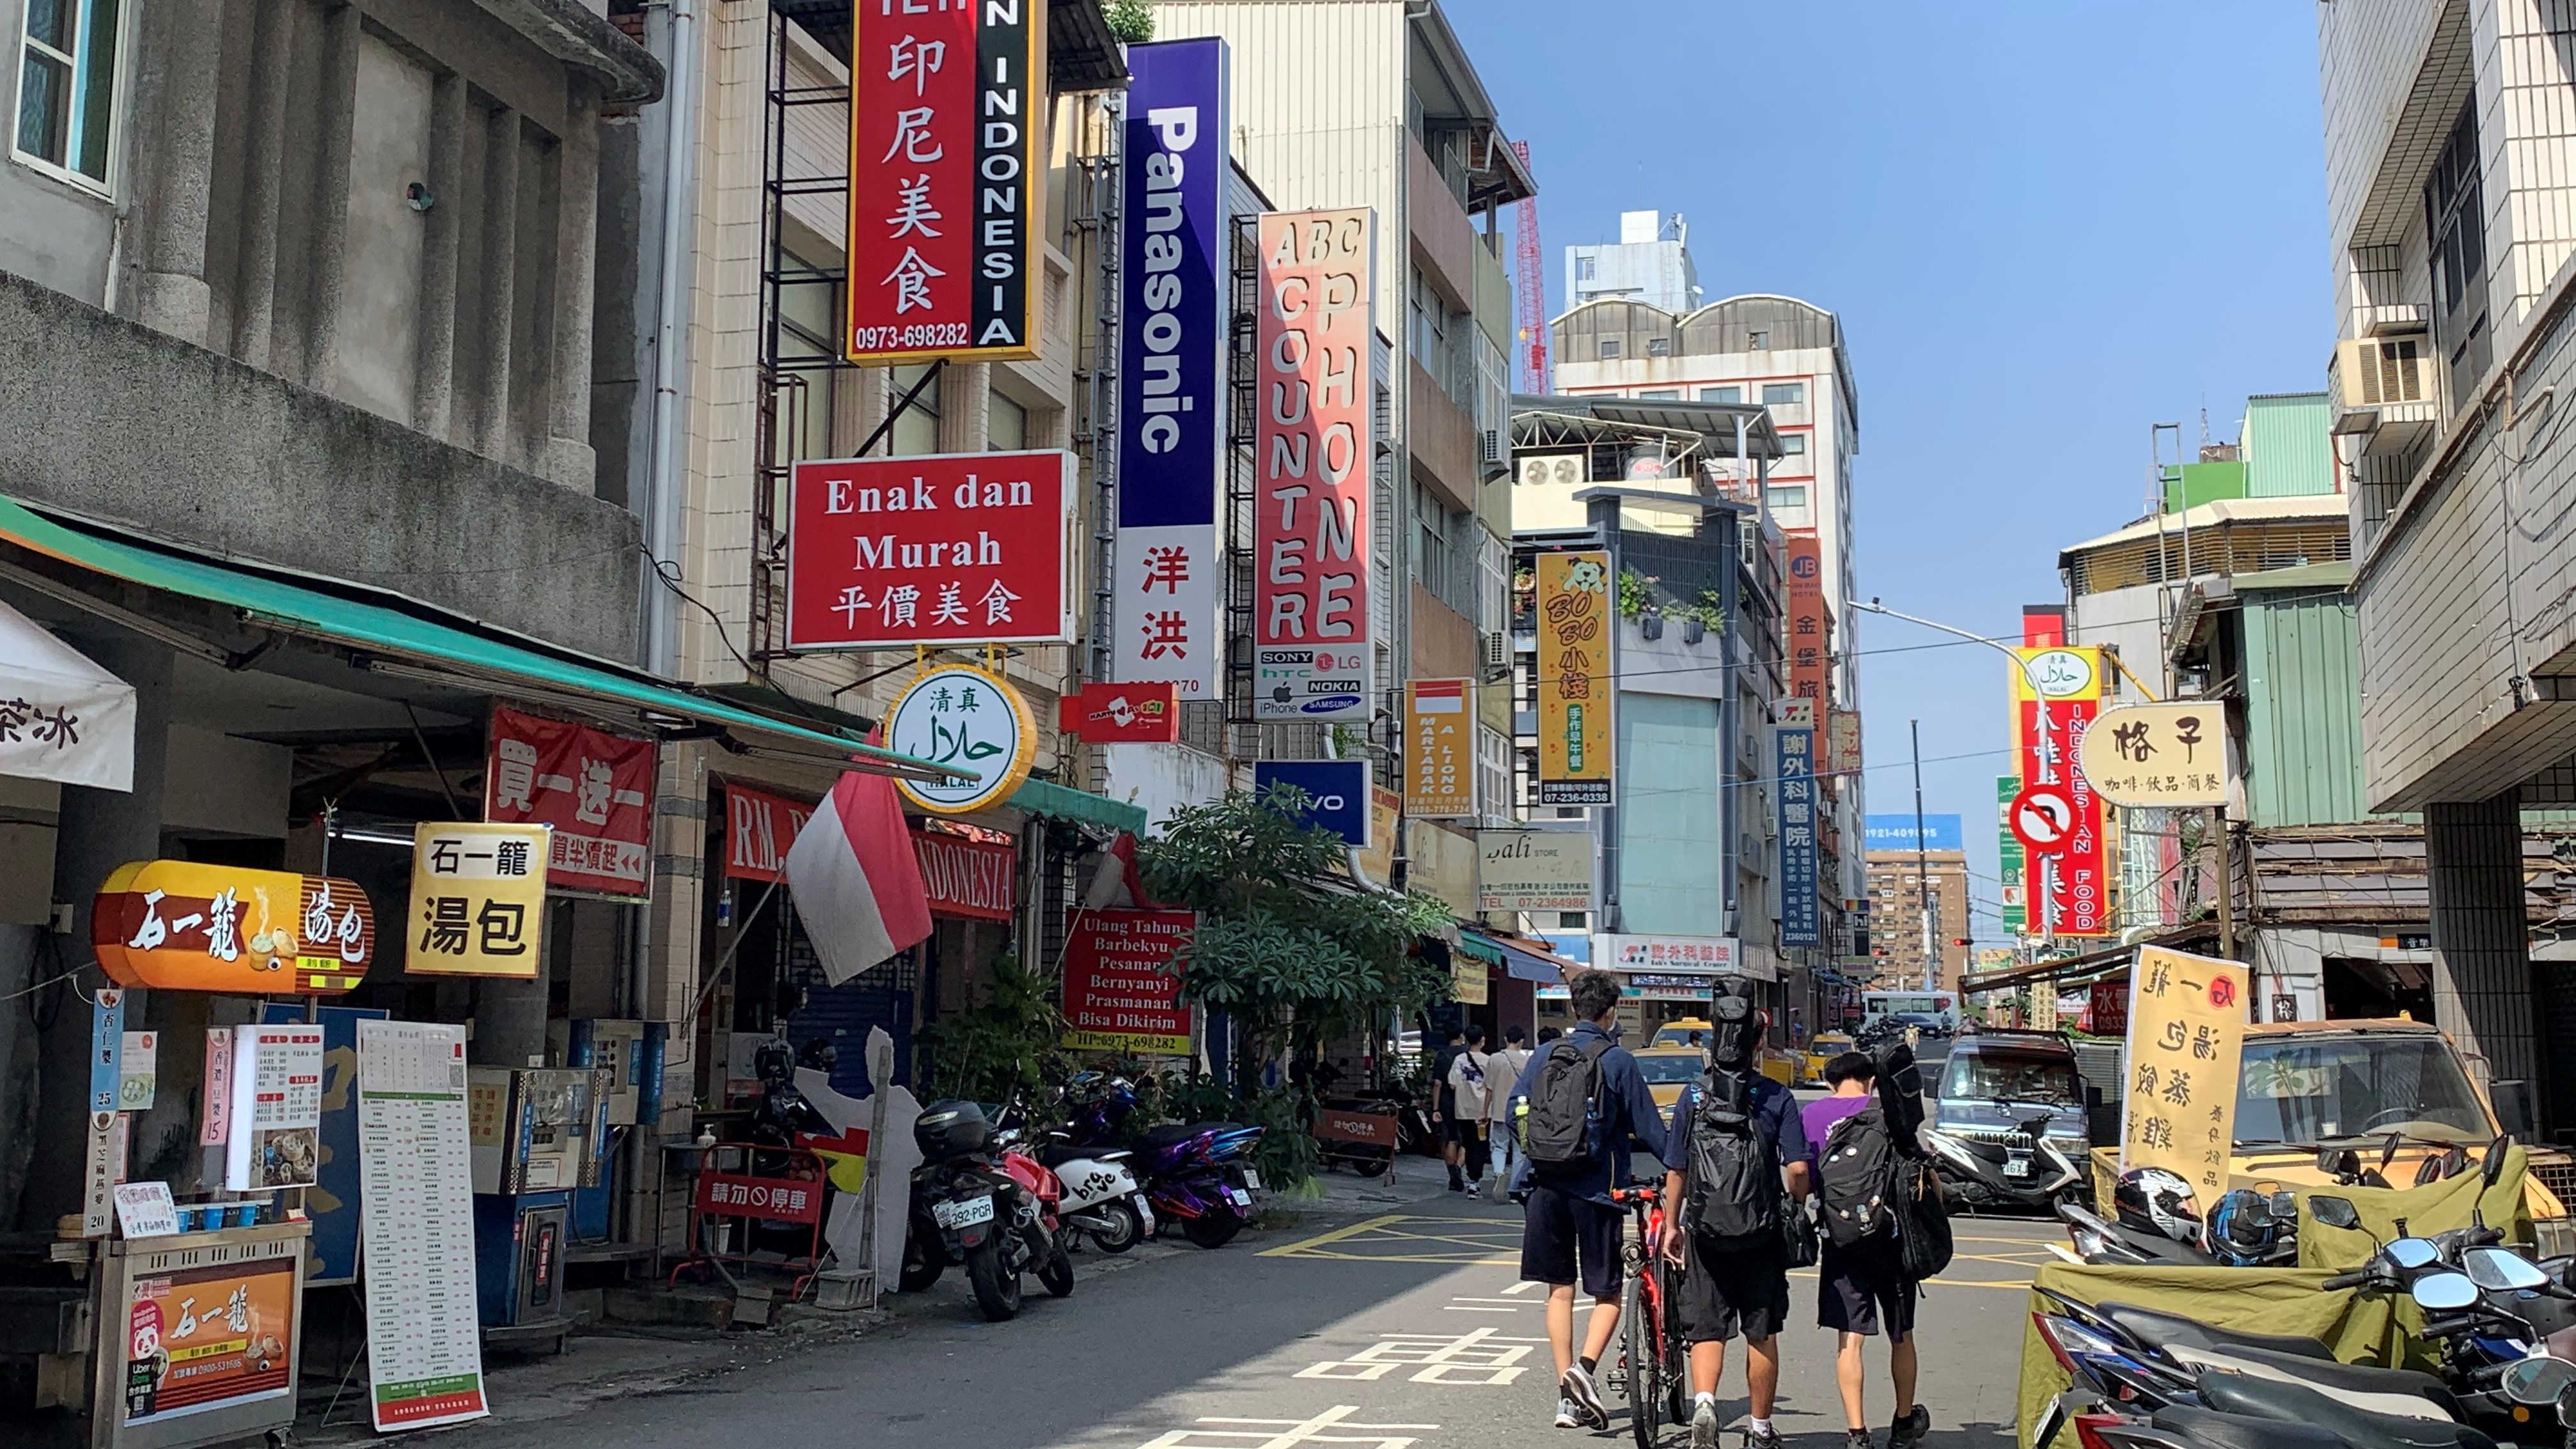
785, 451, 1074, 652
844, 0, 1042, 362
1060, 909, 1193, 1055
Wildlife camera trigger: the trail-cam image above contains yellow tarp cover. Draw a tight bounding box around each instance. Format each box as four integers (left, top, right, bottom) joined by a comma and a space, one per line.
2014, 1150, 2529, 1448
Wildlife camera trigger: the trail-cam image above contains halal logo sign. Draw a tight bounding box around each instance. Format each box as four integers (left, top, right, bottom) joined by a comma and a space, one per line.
883, 663, 1039, 816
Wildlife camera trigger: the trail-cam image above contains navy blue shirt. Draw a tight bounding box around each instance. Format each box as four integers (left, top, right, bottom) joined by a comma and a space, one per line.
1663, 1072, 1809, 1185
1506, 1022, 1669, 1205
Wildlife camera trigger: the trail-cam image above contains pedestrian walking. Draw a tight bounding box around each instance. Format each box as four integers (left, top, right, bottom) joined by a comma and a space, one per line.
1658, 981, 1808, 1449
1508, 970, 1668, 1430
1445, 1025, 1495, 1198
1433, 1025, 1469, 1192
1805, 1051, 1926, 1449
1484, 1026, 1532, 1194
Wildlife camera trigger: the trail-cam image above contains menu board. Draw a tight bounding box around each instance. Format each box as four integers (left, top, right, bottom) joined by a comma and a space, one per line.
224, 1025, 324, 1191
356, 1022, 488, 1432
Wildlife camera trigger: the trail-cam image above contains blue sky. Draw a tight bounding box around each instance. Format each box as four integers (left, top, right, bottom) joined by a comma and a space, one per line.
1450, 1, 2332, 944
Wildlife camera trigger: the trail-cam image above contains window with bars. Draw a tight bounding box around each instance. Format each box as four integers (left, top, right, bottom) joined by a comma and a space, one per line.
15, 0, 119, 189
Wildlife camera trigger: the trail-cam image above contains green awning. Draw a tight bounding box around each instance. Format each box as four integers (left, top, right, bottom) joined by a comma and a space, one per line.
1007, 775, 1145, 834
0, 494, 964, 779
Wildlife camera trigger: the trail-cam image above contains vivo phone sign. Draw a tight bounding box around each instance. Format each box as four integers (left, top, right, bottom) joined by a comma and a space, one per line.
1111, 38, 1229, 696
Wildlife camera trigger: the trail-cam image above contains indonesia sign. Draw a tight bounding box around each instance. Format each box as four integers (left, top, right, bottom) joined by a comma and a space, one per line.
1111, 38, 1228, 695
844, 0, 1042, 361
785, 450, 1075, 650
1253, 208, 1374, 721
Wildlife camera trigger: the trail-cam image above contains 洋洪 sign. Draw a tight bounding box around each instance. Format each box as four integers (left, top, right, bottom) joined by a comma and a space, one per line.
882, 664, 1037, 815
2119, 946, 2247, 1196
1252, 208, 1374, 721
1536, 550, 1614, 805
1061, 909, 1195, 1054
844, 0, 1041, 362
483, 707, 652, 898
2078, 702, 2230, 808
785, 450, 1075, 652
407, 823, 550, 978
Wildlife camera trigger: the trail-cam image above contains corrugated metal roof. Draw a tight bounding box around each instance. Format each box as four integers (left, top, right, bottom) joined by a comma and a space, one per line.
2243, 586, 2376, 827
2245, 393, 2338, 498
2062, 494, 2352, 554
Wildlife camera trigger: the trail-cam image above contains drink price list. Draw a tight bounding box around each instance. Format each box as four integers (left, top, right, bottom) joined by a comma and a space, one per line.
355, 1022, 487, 1432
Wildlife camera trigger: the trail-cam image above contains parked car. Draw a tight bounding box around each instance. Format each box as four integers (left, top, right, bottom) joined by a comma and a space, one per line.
1921, 1028, 2091, 1210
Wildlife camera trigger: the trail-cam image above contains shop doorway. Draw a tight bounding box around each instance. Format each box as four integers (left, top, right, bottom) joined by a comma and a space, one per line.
2321, 955, 2433, 1021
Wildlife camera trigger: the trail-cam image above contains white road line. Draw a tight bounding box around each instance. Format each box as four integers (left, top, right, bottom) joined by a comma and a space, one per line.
1448, 1297, 1525, 1303
1500, 1280, 1541, 1296
1440, 1306, 1520, 1313
1138, 1405, 1440, 1449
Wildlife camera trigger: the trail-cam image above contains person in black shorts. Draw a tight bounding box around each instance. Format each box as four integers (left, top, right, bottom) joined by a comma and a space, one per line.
1433, 1025, 1468, 1191
1804, 1053, 1925, 1449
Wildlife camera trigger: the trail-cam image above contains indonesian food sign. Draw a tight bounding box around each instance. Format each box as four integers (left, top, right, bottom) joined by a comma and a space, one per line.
1253, 207, 1374, 721
1535, 550, 1613, 805
1112, 38, 1229, 695
913, 828, 1015, 920
483, 707, 652, 898
844, 0, 1042, 362
1404, 678, 1473, 818
785, 450, 1075, 651
2010, 646, 2107, 937
94, 861, 375, 994
883, 663, 1037, 815
1061, 908, 1193, 1054
2119, 946, 2247, 1194
407, 823, 549, 978
2078, 702, 2230, 808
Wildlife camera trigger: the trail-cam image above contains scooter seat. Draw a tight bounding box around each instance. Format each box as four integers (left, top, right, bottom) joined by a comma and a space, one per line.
2197, 1372, 2488, 1449
2211, 1345, 2451, 1407
2151, 1405, 2353, 1449
1137, 1123, 1207, 1150
1035, 1143, 1082, 1169
2097, 1302, 2332, 1361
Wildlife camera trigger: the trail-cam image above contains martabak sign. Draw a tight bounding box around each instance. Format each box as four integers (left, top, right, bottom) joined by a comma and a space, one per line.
1112, 38, 1229, 696
785, 450, 1074, 650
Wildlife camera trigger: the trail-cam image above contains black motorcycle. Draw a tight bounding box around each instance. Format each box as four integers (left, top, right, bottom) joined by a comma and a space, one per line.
899, 1099, 1071, 1321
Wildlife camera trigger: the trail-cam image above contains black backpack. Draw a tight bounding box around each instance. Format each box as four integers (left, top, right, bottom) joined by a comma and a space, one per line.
1871, 1042, 1953, 1276
1522, 1035, 1613, 1173
1816, 1104, 1897, 1247
1683, 1067, 1780, 1250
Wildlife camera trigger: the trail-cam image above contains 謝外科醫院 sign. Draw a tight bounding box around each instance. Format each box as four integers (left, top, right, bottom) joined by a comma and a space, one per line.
1111, 38, 1229, 696
784, 451, 1076, 651
1477, 828, 1593, 911
1060, 909, 1194, 1054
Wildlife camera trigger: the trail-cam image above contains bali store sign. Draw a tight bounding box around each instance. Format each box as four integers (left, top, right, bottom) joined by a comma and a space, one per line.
1252, 208, 1374, 721
483, 707, 653, 898
94, 861, 375, 994
843, 0, 1041, 362
784, 450, 1075, 651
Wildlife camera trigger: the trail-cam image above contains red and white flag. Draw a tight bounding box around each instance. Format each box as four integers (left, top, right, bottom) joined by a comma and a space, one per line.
785, 771, 934, 984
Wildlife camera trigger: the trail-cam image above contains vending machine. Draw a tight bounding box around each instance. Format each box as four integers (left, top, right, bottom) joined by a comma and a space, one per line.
466, 1069, 607, 1340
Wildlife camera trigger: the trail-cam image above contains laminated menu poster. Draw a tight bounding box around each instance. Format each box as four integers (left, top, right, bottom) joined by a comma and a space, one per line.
224, 1025, 324, 1191
355, 1022, 487, 1432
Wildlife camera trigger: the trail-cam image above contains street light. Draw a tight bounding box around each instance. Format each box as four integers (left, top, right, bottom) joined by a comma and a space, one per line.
1845, 597, 2041, 690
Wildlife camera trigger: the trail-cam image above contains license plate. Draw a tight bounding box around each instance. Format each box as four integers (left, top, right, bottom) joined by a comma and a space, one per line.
933, 1194, 995, 1229
1242, 1168, 1262, 1191
2004, 1151, 2034, 1179
1227, 1188, 1252, 1208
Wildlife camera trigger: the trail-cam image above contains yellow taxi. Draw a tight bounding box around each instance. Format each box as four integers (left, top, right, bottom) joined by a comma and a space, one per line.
1632, 1046, 1709, 1115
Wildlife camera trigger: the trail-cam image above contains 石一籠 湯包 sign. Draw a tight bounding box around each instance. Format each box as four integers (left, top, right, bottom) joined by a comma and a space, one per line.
94, 861, 374, 994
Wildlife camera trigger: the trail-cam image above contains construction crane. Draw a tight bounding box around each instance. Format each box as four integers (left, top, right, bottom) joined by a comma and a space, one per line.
1510, 140, 1548, 395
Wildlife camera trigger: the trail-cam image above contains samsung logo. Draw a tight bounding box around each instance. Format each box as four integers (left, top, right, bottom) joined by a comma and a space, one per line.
1301, 697, 1359, 714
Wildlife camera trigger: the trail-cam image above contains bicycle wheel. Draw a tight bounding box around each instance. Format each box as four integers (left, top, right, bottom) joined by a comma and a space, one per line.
1624, 1267, 1661, 1448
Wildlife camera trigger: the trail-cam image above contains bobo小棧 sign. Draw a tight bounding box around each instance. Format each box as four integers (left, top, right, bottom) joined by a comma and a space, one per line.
483, 707, 652, 899
1253, 208, 1374, 721
407, 823, 550, 978
882, 664, 1037, 815
1060, 909, 1194, 1055
1535, 551, 1613, 805
1112, 38, 1229, 695
2078, 702, 2231, 808
784, 450, 1076, 651
94, 861, 375, 994
844, 0, 1042, 363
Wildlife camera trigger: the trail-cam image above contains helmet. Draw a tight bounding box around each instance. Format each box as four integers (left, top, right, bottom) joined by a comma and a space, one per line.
2114, 1167, 2201, 1244
2203, 1188, 2281, 1266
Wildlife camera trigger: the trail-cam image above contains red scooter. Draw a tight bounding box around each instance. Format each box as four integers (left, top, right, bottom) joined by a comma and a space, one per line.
904, 1099, 1075, 1321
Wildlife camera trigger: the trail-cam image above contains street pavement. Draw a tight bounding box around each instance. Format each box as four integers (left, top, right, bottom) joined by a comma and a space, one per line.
430, 1137, 2053, 1449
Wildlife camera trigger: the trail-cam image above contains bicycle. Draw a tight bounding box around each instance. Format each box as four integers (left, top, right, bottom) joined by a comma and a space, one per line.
1609, 1186, 1691, 1448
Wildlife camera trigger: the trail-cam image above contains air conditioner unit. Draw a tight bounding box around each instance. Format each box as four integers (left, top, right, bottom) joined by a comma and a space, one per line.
1480, 429, 1504, 466
2337, 334, 2428, 409
1480, 631, 1510, 676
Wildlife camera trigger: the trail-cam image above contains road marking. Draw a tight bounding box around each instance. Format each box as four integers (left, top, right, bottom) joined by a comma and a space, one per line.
1296, 1326, 1544, 1385
1448, 1297, 1525, 1303
1139, 1406, 1439, 1449
1257, 1214, 1411, 1257
1439, 1306, 1519, 1313
1501, 1280, 1541, 1295
1261, 1215, 1523, 1265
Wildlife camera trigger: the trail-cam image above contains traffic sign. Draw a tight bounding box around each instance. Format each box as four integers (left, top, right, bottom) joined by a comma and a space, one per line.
2009, 784, 2077, 853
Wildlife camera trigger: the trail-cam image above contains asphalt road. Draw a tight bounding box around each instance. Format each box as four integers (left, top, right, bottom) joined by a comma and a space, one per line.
439, 1177, 2054, 1449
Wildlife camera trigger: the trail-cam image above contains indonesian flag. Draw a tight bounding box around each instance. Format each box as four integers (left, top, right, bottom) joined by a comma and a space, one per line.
1081, 830, 1160, 910
785, 770, 934, 984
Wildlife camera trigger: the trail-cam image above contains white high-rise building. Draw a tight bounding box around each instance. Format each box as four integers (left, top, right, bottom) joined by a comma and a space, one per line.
1566, 210, 1700, 316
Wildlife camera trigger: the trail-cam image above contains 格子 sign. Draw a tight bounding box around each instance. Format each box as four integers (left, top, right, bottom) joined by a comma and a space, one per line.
2078, 703, 2230, 808
883, 664, 1037, 816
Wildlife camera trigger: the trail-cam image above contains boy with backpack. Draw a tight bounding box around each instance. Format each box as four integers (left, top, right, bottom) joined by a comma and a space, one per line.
1484, 1026, 1532, 1194
1656, 982, 1809, 1449
1805, 1051, 1928, 1449
1507, 969, 1669, 1430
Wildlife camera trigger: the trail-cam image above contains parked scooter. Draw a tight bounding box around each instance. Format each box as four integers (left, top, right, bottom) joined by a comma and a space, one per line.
1131, 1120, 1264, 1248
1034, 1130, 1154, 1254
900, 1099, 1076, 1321
1920, 1106, 2086, 1212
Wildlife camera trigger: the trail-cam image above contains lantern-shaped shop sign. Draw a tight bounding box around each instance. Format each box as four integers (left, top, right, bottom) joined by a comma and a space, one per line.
93, 860, 375, 994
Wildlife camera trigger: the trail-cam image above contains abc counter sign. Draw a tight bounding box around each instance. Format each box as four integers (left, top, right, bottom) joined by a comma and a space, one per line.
883, 664, 1038, 815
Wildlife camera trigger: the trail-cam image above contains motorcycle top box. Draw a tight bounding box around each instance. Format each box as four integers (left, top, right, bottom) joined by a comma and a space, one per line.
917, 1099, 994, 1160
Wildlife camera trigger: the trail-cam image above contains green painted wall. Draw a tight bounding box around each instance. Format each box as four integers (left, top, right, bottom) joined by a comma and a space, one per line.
1615, 691, 1727, 936
2240, 579, 2378, 827
2162, 460, 2249, 512
2245, 393, 2336, 497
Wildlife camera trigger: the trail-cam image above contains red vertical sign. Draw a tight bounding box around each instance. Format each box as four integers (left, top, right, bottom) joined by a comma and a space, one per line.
1786, 531, 1828, 707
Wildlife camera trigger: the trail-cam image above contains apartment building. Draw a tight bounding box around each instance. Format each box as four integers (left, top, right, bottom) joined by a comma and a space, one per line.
1566, 210, 1699, 315
2316, 2, 2576, 1124
1863, 841, 1970, 994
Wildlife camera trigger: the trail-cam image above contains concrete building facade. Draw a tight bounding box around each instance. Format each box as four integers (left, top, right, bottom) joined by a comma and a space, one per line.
1566, 209, 1698, 316
1864, 848, 1970, 993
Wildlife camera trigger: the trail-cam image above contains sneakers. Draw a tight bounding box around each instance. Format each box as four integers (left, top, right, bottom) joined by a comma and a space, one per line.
1845, 1431, 1877, 1449
1744, 1425, 1784, 1449
1890, 1406, 1929, 1449
1690, 1396, 1720, 1449
1466, 1182, 1481, 1200
1561, 1365, 1610, 1430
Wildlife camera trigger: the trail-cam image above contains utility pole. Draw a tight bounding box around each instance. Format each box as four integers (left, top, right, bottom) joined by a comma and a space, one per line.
1912, 718, 1935, 993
